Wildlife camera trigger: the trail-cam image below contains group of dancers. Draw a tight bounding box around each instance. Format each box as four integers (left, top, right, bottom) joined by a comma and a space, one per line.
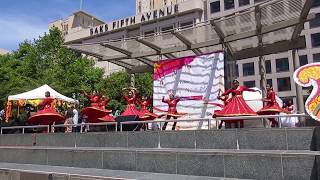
27, 79, 288, 130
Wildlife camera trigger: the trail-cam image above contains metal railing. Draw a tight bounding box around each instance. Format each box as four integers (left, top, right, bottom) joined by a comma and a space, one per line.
0, 114, 310, 134
215, 113, 308, 129
119, 118, 211, 132
51, 122, 118, 133
1, 125, 50, 134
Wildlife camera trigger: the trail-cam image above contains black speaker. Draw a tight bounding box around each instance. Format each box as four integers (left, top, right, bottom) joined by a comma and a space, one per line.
115, 115, 141, 131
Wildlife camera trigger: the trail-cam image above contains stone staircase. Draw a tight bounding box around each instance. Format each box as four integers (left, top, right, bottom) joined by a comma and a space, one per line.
0, 127, 319, 179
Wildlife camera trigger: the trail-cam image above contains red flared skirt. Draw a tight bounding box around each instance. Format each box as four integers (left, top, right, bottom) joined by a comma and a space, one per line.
139, 109, 159, 120
81, 107, 109, 123
257, 102, 283, 115
121, 104, 140, 116
215, 96, 256, 117
28, 108, 65, 125
98, 114, 115, 122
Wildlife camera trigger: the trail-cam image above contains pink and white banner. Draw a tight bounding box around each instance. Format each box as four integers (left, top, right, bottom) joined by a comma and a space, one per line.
153, 52, 225, 129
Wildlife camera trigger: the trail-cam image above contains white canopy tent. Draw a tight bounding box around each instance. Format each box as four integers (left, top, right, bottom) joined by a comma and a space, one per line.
8, 84, 78, 104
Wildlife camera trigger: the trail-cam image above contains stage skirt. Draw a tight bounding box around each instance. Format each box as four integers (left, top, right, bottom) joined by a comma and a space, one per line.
215, 95, 257, 117
28, 107, 65, 125
121, 104, 140, 116
257, 102, 283, 115
81, 107, 109, 123
98, 114, 115, 122
139, 109, 159, 120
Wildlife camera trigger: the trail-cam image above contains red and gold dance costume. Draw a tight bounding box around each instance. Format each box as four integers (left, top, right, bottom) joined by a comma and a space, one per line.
81, 94, 109, 123
138, 99, 159, 120
257, 89, 283, 127
215, 86, 257, 128
98, 98, 115, 122
28, 97, 65, 125
209, 96, 230, 129
86, 94, 102, 108
162, 97, 183, 130
121, 95, 140, 116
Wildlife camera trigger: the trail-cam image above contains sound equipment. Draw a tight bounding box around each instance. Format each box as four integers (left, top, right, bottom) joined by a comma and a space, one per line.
115, 115, 141, 131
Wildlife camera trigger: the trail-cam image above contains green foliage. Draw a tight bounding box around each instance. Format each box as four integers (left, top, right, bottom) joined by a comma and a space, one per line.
0, 27, 153, 119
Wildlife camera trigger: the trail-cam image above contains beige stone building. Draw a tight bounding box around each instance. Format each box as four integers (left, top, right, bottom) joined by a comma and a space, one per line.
49, 11, 104, 36
136, 0, 187, 14
0, 49, 9, 55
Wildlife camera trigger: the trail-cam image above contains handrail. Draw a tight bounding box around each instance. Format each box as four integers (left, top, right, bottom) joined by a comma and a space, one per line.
1, 125, 50, 134
119, 118, 211, 132
215, 114, 308, 129
215, 114, 307, 120
51, 122, 118, 133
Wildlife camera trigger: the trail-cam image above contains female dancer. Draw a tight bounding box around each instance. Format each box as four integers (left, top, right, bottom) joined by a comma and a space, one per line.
257, 84, 283, 127
138, 96, 159, 120
83, 91, 102, 108
98, 96, 114, 122
121, 87, 140, 116
215, 80, 257, 128
162, 91, 182, 130
28, 91, 65, 125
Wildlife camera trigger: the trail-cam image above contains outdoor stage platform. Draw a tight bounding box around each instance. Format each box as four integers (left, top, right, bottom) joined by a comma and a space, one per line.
0, 128, 319, 179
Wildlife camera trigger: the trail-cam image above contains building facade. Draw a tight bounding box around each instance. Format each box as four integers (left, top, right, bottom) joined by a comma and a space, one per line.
49, 11, 104, 36
207, 0, 320, 108
61, 0, 206, 75
136, 0, 187, 14
54, 0, 319, 108
0, 49, 9, 55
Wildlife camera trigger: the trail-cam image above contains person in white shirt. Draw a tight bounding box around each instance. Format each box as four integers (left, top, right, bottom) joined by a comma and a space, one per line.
72, 105, 79, 132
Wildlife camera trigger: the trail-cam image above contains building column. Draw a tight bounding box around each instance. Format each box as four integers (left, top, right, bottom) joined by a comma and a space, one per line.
292, 49, 305, 125
130, 73, 135, 87
259, 55, 267, 97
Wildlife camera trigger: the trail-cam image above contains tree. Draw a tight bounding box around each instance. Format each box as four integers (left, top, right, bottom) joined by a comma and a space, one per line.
0, 27, 154, 121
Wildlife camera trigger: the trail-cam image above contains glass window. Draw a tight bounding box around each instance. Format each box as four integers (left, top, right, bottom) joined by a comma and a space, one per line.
235, 64, 239, 77
277, 77, 291, 91
312, 0, 320, 8
161, 26, 173, 32
144, 30, 155, 36
224, 0, 235, 10
267, 79, 273, 87
254, 0, 265, 3
299, 55, 308, 66
239, 0, 250, 6
311, 33, 320, 47
310, 13, 320, 28
180, 21, 193, 29
276, 58, 289, 72
210, 1, 220, 13
242, 62, 255, 76
313, 53, 320, 62
244, 81, 256, 88
265, 60, 271, 74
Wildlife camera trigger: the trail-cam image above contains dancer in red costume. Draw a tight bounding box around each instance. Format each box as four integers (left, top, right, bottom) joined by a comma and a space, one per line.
215, 80, 257, 128
205, 90, 231, 129
138, 96, 159, 120
28, 91, 65, 125
137, 96, 159, 130
162, 91, 184, 130
84, 91, 102, 108
257, 84, 283, 127
81, 91, 108, 123
98, 96, 114, 122
121, 88, 140, 116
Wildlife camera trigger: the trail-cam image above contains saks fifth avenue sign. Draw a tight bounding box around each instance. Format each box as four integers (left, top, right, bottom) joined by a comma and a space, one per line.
90, 4, 179, 36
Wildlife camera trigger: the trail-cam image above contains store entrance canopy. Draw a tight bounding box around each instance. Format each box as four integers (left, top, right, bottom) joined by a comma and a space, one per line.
66, 0, 314, 73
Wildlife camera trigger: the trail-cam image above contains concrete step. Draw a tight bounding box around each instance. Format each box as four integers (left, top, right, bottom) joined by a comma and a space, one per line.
0, 127, 318, 150
0, 162, 241, 180
0, 146, 318, 179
